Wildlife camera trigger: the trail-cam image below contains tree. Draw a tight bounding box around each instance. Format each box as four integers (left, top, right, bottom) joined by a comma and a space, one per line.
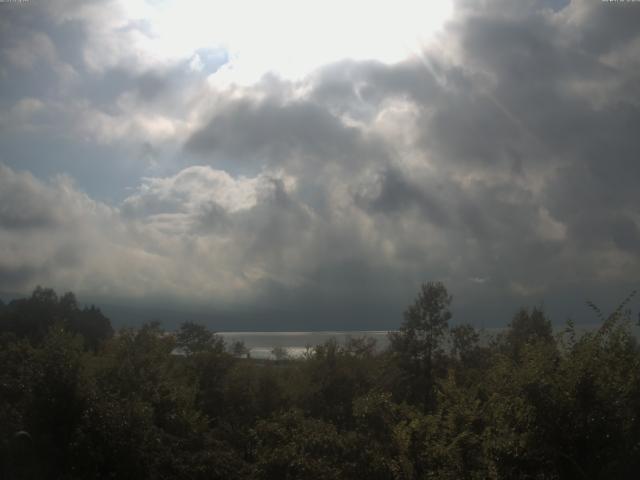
27, 328, 86, 475
388, 281, 452, 409
176, 321, 224, 356
344, 336, 377, 358
0, 286, 59, 342
0, 288, 113, 350
231, 340, 250, 359
253, 410, 346, 480
450, 324, 480, 364
271, 346, 289, 362
68, 305, 114, 351
501, 307, 553, 360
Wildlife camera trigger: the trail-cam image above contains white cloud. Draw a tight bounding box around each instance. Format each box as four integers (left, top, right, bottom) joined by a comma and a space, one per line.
122, 165, 288, 219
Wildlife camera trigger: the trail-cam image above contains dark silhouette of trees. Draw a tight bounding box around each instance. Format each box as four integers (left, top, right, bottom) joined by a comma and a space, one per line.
271, 345, 289, 362
1, 285, 640, 479
230, 339, 250, 358
0, 286, 113, 350
176, 321, 224, 356
450, 323, 480, 364
500, 306, 553, 360
388, 281, 452, 408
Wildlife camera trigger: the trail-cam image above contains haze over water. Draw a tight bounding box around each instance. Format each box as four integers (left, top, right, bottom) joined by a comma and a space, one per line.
219, 323, 640, 359
219, 331, 391, 359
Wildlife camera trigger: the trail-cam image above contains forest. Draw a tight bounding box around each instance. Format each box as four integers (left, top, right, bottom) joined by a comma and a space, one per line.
1, 283, 639, 479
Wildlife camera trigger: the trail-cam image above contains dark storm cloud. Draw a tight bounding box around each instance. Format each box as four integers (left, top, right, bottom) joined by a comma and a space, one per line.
72, 66, 174, 110
2, 0, 639, 328
135, 71, 171, 102
609, 216, 640, 254
0, 165, 62, 230
232, 178, 315, 269
0, 0, 88, 103
0, 264, 47, 291
79, 55, 227, 110
185, 96, 388, 172
405, 0, 640, 268
355, 168, 450, 228
293, 0, 640, 315
568, 0, 640, 54
0, 164, 118, 294
194, 201, 232, 234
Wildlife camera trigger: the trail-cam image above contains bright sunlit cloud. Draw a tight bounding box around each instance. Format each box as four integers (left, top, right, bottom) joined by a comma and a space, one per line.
122, 0, 453, 83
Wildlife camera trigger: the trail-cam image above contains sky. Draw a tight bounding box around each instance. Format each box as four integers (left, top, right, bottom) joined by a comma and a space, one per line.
1, 0, 639, 330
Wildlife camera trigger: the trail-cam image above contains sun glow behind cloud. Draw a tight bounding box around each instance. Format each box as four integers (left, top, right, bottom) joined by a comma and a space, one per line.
123, 0, 453, 83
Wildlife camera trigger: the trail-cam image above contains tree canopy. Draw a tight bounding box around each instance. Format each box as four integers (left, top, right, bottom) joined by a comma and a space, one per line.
1, 284, 639, 479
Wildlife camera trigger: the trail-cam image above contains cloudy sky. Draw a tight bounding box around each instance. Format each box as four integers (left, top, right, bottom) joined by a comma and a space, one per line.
1, 0, 639, 329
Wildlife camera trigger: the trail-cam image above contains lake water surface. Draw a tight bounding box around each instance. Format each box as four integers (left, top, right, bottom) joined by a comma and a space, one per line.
218, 324, 638, 359
218, 331, 391, 359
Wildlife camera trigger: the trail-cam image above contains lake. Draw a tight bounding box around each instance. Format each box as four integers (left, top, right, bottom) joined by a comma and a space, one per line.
217, 323, 633, 359
218, 331, 392, 359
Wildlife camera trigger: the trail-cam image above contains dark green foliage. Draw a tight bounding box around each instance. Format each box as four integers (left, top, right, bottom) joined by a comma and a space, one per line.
1, 285, 640, 479
176, 321, 225, 356
0, 286, 113, 350
271, 345, 290, 362
252, 410, 347, 479
388, 281, 452, 408
230, 339, 250, 358
499, 306, 553, 361
450, 323, 481, 364
299, 337, 381, 426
